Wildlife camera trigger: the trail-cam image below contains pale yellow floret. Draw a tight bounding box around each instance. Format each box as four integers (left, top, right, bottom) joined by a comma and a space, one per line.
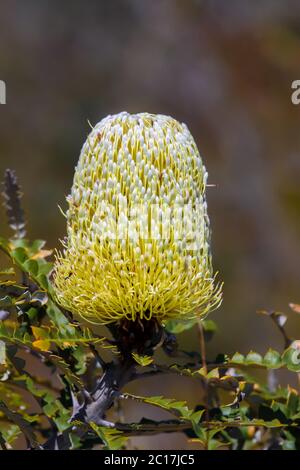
52, 112, 222, 325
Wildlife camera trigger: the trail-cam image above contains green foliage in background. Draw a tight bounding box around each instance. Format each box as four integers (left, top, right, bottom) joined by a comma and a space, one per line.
0, 170, 300, 450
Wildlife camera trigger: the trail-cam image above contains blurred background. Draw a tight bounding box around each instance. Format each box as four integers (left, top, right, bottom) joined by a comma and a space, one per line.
0, 0, 300, 449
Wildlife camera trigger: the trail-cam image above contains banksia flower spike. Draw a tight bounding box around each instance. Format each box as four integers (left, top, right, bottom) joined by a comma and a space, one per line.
53, 112, 222, 325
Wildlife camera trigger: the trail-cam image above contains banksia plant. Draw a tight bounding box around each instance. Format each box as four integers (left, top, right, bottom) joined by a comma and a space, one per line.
53, 112, 222, 326
1, 129, 300, 452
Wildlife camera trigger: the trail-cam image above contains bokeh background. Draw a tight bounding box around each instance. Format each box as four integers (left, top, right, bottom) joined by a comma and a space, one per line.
1, 0, 300, 449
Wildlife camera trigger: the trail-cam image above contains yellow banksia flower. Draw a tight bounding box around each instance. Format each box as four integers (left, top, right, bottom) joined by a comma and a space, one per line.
53, 112, 222, 325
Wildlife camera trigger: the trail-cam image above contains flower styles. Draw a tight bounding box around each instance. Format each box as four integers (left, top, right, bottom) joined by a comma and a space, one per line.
53, 112, 222, 325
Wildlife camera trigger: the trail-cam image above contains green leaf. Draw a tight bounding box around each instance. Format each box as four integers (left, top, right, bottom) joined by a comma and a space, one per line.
0, 341, 6, 364
14, 374, 71, 426
132, 352, 153, 366
282, 430, 296, 450
90, 422, 127, 450
0, 295, 13, 308
282, 344, 300, 372
48, 354, 84, 389
36, 261, 52, 276
122, 393, 201, 425
286, 388, 299, 418
26, 307, 38, 321
230, 352, 245, 364
245, 351, 263, 365
23, 259, 39, 277
30, 239, 46, 255
164, 318, 197, 334
53, 405, 71, 432
227, 348, 297, 370
263, 349, 283, 368
36, 273, 50, 290
72, 346, 88, 375
0, 268, 15, 276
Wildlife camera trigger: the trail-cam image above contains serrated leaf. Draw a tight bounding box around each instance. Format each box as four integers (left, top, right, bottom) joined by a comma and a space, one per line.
23, 259, 39, 277
14, 374, 71, 425
123, 393, 198, 423
282, 430, 296, 450
286, 389, 299, 418
36, 261, 52, 276
31, 326, 49, 340
289, 303, 300, 314
202, 319, 217, 332
72, 346, 87, 375
2, 169, 26, 239
206, 368, 219, 379
26, 307, 38, 321
11, 247, 28, 265
0, 310, 9, 320
36, 273, 50, 290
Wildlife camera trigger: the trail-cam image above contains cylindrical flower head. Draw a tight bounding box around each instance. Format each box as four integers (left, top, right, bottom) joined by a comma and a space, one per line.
53, 112, 222, 325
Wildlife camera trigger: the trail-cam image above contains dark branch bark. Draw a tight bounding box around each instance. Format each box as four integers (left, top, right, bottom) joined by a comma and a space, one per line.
41, 318, 165, 449
0, 431, 8, 450
0, 401, 41, 449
